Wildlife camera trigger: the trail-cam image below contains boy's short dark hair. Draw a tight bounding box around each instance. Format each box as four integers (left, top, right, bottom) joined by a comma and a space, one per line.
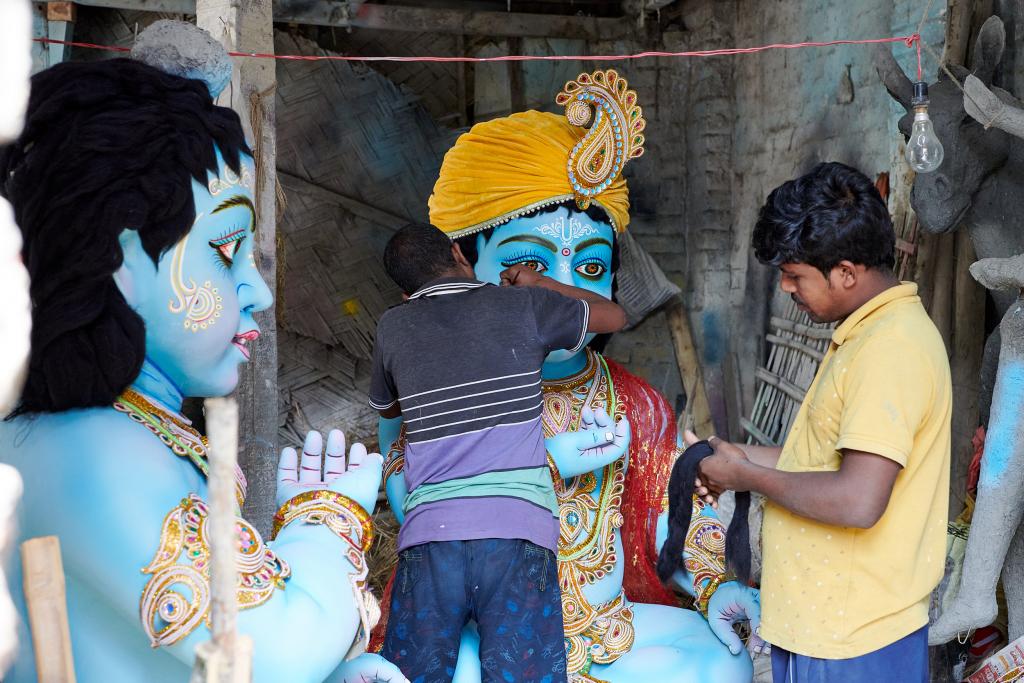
751, 162, 895, 276
384, 223, 458, 294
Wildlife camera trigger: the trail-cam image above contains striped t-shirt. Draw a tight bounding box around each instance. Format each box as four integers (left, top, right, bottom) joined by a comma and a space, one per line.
369, 277, 589, 552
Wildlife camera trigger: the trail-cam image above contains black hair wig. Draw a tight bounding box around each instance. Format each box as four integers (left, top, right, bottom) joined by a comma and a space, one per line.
751, 162, 895, 277
2, 58, 250, 415
383, 222, 460, 294
657, 441, 752, 586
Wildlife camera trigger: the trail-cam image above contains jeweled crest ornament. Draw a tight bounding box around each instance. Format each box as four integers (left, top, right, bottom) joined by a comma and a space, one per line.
556, 69, 646, 210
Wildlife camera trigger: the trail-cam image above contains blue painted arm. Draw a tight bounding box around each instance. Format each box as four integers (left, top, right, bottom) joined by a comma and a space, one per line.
380, 416, 408, 524
19, 413, 380, 683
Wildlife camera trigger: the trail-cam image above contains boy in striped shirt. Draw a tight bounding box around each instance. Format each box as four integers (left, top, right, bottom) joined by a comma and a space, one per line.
372, 223, 627, 683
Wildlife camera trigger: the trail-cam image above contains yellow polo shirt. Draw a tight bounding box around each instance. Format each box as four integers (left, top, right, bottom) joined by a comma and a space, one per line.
760, 282, 951, 659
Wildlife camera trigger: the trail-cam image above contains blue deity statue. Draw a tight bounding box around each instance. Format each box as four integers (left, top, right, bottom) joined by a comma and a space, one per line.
378, 70, 759, 682
0, 58, 403, 683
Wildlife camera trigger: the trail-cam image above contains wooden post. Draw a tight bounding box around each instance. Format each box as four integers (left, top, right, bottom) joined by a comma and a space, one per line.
21, 537, 75, 683
191, 397, 252, 683
31, 2, 76, 74
196, 0, 279, 537
665, 298, 715, 439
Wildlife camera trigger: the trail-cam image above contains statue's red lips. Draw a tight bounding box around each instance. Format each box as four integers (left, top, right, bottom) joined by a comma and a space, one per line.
232, 330, 260, 359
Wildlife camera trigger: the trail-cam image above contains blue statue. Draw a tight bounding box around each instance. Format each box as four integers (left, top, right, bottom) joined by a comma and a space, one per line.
378, 69, 759, 683
0, 57, 404, 683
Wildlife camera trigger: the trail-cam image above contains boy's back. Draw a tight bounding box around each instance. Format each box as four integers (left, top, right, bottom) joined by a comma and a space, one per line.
369, 276, 589, 552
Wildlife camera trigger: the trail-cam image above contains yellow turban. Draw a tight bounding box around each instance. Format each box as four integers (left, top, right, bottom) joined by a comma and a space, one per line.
429, 98, 639, 239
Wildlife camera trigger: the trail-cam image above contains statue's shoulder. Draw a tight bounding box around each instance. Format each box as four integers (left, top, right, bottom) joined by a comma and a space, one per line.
0, 407, 201, 501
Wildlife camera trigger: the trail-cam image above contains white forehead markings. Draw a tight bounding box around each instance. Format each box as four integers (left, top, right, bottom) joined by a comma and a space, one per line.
208, 162, 255, 197
531, 216, 599, 249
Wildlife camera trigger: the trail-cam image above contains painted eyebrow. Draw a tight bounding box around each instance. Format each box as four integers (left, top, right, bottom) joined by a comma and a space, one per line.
497, 234, 558, 251
575, 237, 612, 253
212, 194, 256, 232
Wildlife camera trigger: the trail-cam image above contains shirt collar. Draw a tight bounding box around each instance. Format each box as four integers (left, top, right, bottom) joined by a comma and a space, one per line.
831, 281, 919, 346
407, 276, 488, 300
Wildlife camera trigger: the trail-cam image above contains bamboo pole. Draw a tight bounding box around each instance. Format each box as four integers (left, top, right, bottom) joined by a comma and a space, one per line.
665, 297, 715, 438
21, 537, 74, 683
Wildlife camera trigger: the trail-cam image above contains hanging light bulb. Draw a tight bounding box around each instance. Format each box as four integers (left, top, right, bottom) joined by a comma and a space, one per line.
905, 81, 944, 173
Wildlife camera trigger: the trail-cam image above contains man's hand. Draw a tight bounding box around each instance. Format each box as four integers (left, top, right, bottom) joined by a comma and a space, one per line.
698, 437, 752, 495
500, 263, 544, 288
276, 429, 384, 514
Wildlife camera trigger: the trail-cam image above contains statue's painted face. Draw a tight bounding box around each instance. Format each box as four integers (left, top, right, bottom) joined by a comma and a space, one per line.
116, 150, 272, 398
474, 205, 614, 363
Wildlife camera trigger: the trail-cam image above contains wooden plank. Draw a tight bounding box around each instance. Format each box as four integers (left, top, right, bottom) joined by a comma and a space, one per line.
665, 298, 715, 438
197, 0, 278, 540
754, 367, 806, 403
739, 416, 776, 447
21, 536, 75, 683
765, 333, 826, 362
768, 316, 834, 340
74, 0, 631, 39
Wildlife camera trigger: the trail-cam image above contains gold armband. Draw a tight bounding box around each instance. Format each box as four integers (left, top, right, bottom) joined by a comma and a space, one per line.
271, 489, 374, 553
694, 572, 737, 618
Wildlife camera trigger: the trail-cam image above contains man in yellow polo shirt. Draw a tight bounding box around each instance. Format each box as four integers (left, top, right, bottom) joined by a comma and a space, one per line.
692, 162, 950, 682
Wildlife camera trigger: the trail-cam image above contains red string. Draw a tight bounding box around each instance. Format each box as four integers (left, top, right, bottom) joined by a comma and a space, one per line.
32, 34, 919, 63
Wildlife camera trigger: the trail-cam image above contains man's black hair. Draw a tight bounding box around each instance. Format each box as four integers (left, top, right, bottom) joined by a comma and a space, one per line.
383, 223, 459, 294
751, 162, 895, 277
2, 58, 251, 416
454, 200, 621, 274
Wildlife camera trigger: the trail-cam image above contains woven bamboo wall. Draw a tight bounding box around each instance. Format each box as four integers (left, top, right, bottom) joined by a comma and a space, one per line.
274, 32, 457, 450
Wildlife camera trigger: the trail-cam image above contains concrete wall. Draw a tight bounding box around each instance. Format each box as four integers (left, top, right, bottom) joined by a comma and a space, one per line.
627, 0, 946, 436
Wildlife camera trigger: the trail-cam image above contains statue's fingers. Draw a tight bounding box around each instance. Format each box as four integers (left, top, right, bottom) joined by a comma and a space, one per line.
277, 447, 298, 484
348, 441, 367, 470
325, 429, 346, 478
615, 416, 630, 444
592, 407, 611, 429
574, 428, 613, 452
581, 405, 595, 428
299, 430, 324, 483
708, 611, 745, 656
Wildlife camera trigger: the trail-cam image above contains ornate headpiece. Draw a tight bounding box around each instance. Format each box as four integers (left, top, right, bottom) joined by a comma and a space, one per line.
557, 69, 646, 210
428, 68, 646, 238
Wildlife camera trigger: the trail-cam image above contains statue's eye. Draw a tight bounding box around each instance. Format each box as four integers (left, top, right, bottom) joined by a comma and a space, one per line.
209, 228, 247, 268
501, 253, 549, 274
574, 260, 607, 280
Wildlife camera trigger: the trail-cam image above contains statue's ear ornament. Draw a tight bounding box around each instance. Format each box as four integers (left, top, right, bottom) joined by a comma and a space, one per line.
556, 69, 646, 210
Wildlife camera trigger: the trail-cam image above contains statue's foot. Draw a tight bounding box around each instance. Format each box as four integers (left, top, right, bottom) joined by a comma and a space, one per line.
929, 596, 999, 646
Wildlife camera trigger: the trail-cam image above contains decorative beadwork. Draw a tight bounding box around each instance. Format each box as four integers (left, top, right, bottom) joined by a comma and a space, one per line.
684, 497, 727, 592
114, 389, 247, 508
140, 494, 290, 648
383, 424, 408, 481
271, 489, 374, 554
556, 69, 646, 210
543, 350, 632, 677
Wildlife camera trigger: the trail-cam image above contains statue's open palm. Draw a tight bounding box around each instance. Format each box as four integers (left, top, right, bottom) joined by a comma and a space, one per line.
276, 429, 383, 515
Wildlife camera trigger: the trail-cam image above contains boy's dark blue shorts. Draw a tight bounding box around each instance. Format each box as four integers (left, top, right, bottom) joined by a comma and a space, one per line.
381, 538, 567, 683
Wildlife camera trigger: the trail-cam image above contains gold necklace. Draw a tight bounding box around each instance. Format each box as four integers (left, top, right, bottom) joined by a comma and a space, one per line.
114, 388, 247, 508
543, 351, 634, 678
